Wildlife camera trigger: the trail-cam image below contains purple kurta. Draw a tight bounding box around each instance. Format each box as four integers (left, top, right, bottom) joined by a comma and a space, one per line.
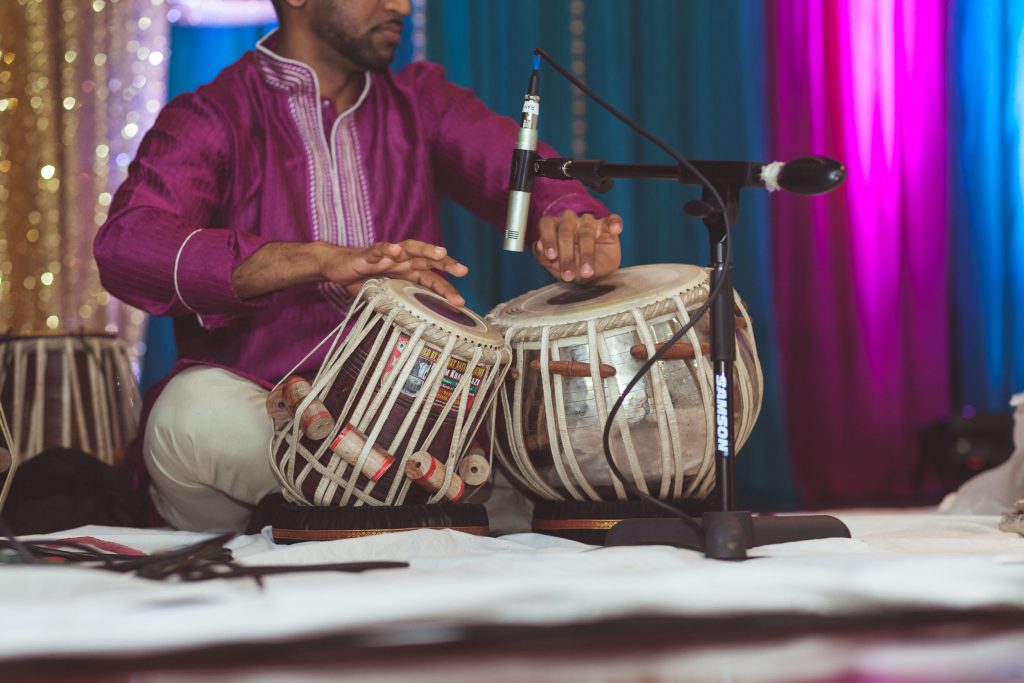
95, 34, 608, 390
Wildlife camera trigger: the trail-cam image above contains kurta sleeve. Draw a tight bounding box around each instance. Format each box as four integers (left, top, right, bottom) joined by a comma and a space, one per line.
93, 92, 274, 331
414, 63, 610, 243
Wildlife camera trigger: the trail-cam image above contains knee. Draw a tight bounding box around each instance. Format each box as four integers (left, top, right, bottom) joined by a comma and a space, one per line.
146, 369, 214, 449
144, 370, 212, 481
145, 367, 274, 486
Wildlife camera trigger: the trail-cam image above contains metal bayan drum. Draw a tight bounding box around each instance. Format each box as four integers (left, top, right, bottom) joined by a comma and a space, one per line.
487, 263, 763, 503
0, 331, 140, 467
270, 278, 512, 512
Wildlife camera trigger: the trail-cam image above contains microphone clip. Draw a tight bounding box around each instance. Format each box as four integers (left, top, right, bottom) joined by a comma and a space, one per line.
534, 157, 615, 193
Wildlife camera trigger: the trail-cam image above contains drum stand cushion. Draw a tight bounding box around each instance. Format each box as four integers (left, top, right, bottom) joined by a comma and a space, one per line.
249, 494, 490, 543
531, 498, 711, 546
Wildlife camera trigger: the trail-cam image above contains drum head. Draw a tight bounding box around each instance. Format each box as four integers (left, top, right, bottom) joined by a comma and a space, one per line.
370, 279, 506, 349
488, 263, 707, 330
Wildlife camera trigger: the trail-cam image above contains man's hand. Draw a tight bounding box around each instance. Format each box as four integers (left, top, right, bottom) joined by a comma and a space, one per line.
231, 240, 467, 305
320, 240, 468, 306
532, 210, 623, 282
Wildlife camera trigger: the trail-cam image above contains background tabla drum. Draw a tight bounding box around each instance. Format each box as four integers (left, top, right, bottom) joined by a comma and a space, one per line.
0, 331, 140, 467
0, 381, 15, 515
487, 263, 763, 513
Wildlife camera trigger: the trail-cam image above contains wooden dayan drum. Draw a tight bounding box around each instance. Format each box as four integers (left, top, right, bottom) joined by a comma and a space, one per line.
270, 278, 512, 509
487, 263, 763, 504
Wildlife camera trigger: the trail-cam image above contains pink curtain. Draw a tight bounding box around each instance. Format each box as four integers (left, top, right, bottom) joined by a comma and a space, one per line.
769, 0, 951, 505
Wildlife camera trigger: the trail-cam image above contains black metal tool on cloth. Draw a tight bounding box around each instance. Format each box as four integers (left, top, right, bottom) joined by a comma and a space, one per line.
0, 527, 408, 583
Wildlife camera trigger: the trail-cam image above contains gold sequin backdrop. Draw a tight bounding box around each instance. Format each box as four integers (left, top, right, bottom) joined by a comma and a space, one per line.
0, 0, 168, 357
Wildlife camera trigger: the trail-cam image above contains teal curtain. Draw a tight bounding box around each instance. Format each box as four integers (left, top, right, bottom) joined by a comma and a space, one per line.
950, 1, 1024, 411
428, 0, 799, 509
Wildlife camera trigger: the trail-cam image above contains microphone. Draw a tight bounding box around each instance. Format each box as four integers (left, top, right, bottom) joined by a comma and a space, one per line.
533, 156, 846, 197
760, 156, 846, 195
503, 55, 541, 252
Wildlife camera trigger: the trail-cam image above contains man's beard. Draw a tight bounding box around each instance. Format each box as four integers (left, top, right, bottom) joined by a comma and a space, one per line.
309, 4, 397, 72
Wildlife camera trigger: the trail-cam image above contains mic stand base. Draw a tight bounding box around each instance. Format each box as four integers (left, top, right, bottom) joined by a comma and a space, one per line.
605, 512, 851, 561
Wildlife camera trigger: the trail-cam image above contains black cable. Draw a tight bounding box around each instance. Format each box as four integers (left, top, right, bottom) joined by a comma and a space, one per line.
534, 49, 738, 545
175, 561, 410, 583
0, 533, 409, 582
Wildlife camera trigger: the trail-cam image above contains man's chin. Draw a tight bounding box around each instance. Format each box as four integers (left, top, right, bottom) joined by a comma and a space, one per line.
336, 40, 397, 73
364, 52, 396, 73
365, 60, 394, 73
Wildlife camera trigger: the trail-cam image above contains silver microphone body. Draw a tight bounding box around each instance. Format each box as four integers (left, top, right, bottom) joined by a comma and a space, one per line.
503, 95, 540, 252
503, 192, 533, 252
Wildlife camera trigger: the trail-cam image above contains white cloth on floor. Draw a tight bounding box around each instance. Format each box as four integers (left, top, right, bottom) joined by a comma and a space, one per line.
2, 511, 1023, 662
476, 466, 534, 535
942, 391, 1024, 515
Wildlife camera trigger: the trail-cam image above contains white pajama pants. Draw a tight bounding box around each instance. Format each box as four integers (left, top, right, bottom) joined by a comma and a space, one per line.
943, 393, 1024, 515
144, 366, 278, 532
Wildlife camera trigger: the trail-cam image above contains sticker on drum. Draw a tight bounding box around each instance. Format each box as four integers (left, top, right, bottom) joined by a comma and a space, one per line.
381, 333, 487, 409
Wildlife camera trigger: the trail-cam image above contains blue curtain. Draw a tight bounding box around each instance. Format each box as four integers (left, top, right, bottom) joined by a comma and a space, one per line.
950, 1, 1024, 411
428, 0, 799, 509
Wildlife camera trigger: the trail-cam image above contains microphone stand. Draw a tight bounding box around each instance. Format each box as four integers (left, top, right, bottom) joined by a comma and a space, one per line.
533, 156, 851, 560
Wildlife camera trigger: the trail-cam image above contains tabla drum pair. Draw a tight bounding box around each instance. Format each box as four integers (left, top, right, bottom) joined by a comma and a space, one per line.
486, 263, 764, 543
263, 265, 764, 544
265, 278, 512, 542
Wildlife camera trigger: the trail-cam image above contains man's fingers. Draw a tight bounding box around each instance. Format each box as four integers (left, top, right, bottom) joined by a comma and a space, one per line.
397, 256, 467, 276
577, 214, 599, 279
597, 214, 624, 241
389, 241, 466, 275
361, 241, 466, 275
411, 270, 465, 306
440, 258, 469, 277
538, 215, 558, 262
556, 212, 577, 281
396, 239, 448, 260
368, 240, 447, 263
532, 238, 546, 259
361, 242, 390, 265
394, 257, 433, 272
353, 247, 396, 275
